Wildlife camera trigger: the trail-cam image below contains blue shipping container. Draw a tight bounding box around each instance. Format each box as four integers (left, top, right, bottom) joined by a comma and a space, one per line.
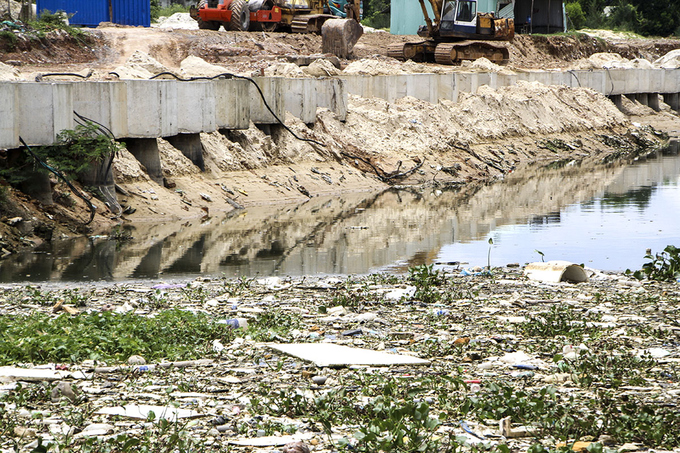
111, 0, 151, 27
36, 0, 109, 27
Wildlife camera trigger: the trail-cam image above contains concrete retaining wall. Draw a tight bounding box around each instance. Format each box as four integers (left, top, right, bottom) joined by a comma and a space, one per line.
339, 68, 680, 105
2, 68, 679, 149
0, 77, 346, 149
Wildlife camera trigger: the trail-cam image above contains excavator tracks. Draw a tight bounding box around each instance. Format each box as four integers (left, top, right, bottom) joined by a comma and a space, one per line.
435, 41, 509, 65
389, 40, 509, 65
387, 41, 436, 62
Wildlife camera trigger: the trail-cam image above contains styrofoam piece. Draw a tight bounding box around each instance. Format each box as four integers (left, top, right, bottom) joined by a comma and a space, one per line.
95, 404, 204, 421
0, 366, 85, 382
524, 261, 589, 283
268, 343, 430, 367
227, 433, 314, 446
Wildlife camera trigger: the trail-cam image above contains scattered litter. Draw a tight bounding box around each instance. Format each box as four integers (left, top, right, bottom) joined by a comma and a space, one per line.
268, 343, 431, 367
524, 261, 589, 283
95, 404, 205, 421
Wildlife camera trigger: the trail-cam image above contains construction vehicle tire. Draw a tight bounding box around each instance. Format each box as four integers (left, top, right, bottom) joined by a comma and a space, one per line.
229, 0, 250, 31
196, 0, 221, 30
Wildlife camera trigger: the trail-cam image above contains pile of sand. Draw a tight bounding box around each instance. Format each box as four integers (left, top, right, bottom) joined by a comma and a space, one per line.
158, 139, 200, 177
0, 61, 20, 81
180, 56, 229, 78
572, 52, 653, 70
153, 12, 198, 30
112, 148, 150, 183
315, 82, 627, 161
462, 57, 515, 74
302, 59, 342, 77
113, 51, 171, 79
655, 49, 680, 69
264, 62, 306, 78
343, 58, 407, 75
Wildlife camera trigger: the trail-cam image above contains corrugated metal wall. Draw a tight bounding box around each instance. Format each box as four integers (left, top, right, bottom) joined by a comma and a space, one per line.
390, 0, 433, 35
37, 0, 151, 27
36, 0, 110, 27
111, 0, 151, 27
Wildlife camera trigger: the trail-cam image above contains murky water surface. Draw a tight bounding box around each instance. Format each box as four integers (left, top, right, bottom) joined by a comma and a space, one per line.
2, 147, 679, 282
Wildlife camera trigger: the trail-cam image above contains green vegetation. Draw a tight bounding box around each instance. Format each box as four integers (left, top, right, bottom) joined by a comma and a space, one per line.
0, 309, 234, 364
30, 9, 88, 41
0, 30, 18, 52
629, 245, 680, 282
0, 121, 123, 191
151, 0, 189, 22
565, 0, 680, 36
518, 303, 598, 340
408, 264, 448, 304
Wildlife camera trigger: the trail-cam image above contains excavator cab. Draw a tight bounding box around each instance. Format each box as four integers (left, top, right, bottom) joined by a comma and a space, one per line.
440, 0, 477, 32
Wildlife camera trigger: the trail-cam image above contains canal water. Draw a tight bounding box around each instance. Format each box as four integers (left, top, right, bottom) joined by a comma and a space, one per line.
1, 146, 679, 282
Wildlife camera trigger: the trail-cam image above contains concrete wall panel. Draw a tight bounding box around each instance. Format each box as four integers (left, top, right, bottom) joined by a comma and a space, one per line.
282, 79, 316, 124
159, 81, 178, 136
72, 82, 128, 138
0, 83, 17, 149
214, 78, 250, 130
176, 81, 215, 133
249, 78, 285, 124
17, 83, 73, 146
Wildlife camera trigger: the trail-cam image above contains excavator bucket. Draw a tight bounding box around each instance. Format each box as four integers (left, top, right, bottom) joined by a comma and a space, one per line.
321, 18, 363, 59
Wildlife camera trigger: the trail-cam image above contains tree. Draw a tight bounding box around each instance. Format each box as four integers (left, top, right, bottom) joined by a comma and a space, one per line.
628, 0, 680, 37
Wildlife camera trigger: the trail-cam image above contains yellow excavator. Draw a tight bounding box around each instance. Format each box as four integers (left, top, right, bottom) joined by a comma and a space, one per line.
388, 0, 514, 65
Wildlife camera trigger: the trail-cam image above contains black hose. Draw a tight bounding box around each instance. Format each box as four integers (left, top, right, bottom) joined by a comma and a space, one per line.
35, 71, 93, 82
146, 71, 327, 148
73, 111, 118, 186
19, 137, 97, 225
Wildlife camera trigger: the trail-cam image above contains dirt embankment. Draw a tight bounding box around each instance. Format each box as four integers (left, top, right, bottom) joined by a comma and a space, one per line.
1, 26, 680, 255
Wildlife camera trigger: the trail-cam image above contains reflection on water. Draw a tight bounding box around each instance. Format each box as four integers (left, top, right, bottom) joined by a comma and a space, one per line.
1, 146, 679, 282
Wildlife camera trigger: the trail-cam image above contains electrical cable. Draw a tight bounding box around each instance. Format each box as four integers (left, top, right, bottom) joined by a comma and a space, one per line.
143, 71, 327, 148
604, 67, 615, 96
73, 111, 118, 184
35, 70, 93, 82
19, 137, 97, 225
567, 69, 581, 87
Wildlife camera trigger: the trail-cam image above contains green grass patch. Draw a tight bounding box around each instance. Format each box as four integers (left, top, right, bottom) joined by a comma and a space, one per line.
0, 309, 234, 365
151, 3, 189, 22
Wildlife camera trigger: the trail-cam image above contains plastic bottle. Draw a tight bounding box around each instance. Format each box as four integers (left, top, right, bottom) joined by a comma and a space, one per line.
221, 318, 248, 329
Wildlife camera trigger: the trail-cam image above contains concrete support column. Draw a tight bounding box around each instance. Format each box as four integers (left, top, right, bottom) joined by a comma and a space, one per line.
663, 93, 680, 111
608, 94, 623, 110
78, 155, 121, 215
636, 93, 649, 107
648, 93, 661, 112
20, 171, 53, 206
125, 138, 163, 185
164, 133, 205, 172
625, 94, 637, 103
6, 149, 53, 205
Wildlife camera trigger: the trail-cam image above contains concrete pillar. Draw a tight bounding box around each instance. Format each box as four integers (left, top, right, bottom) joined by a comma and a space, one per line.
648, 93, 660, 112
625, 93, 637, 103
165, 133, 205, 172
20, 171, 53, 206
663, 93, 679, 111
77, 155, 121, 215
125, 138, 163, 185
608, 94, 623, 110
6, 149, 53, 205
636, 93, 649, 107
